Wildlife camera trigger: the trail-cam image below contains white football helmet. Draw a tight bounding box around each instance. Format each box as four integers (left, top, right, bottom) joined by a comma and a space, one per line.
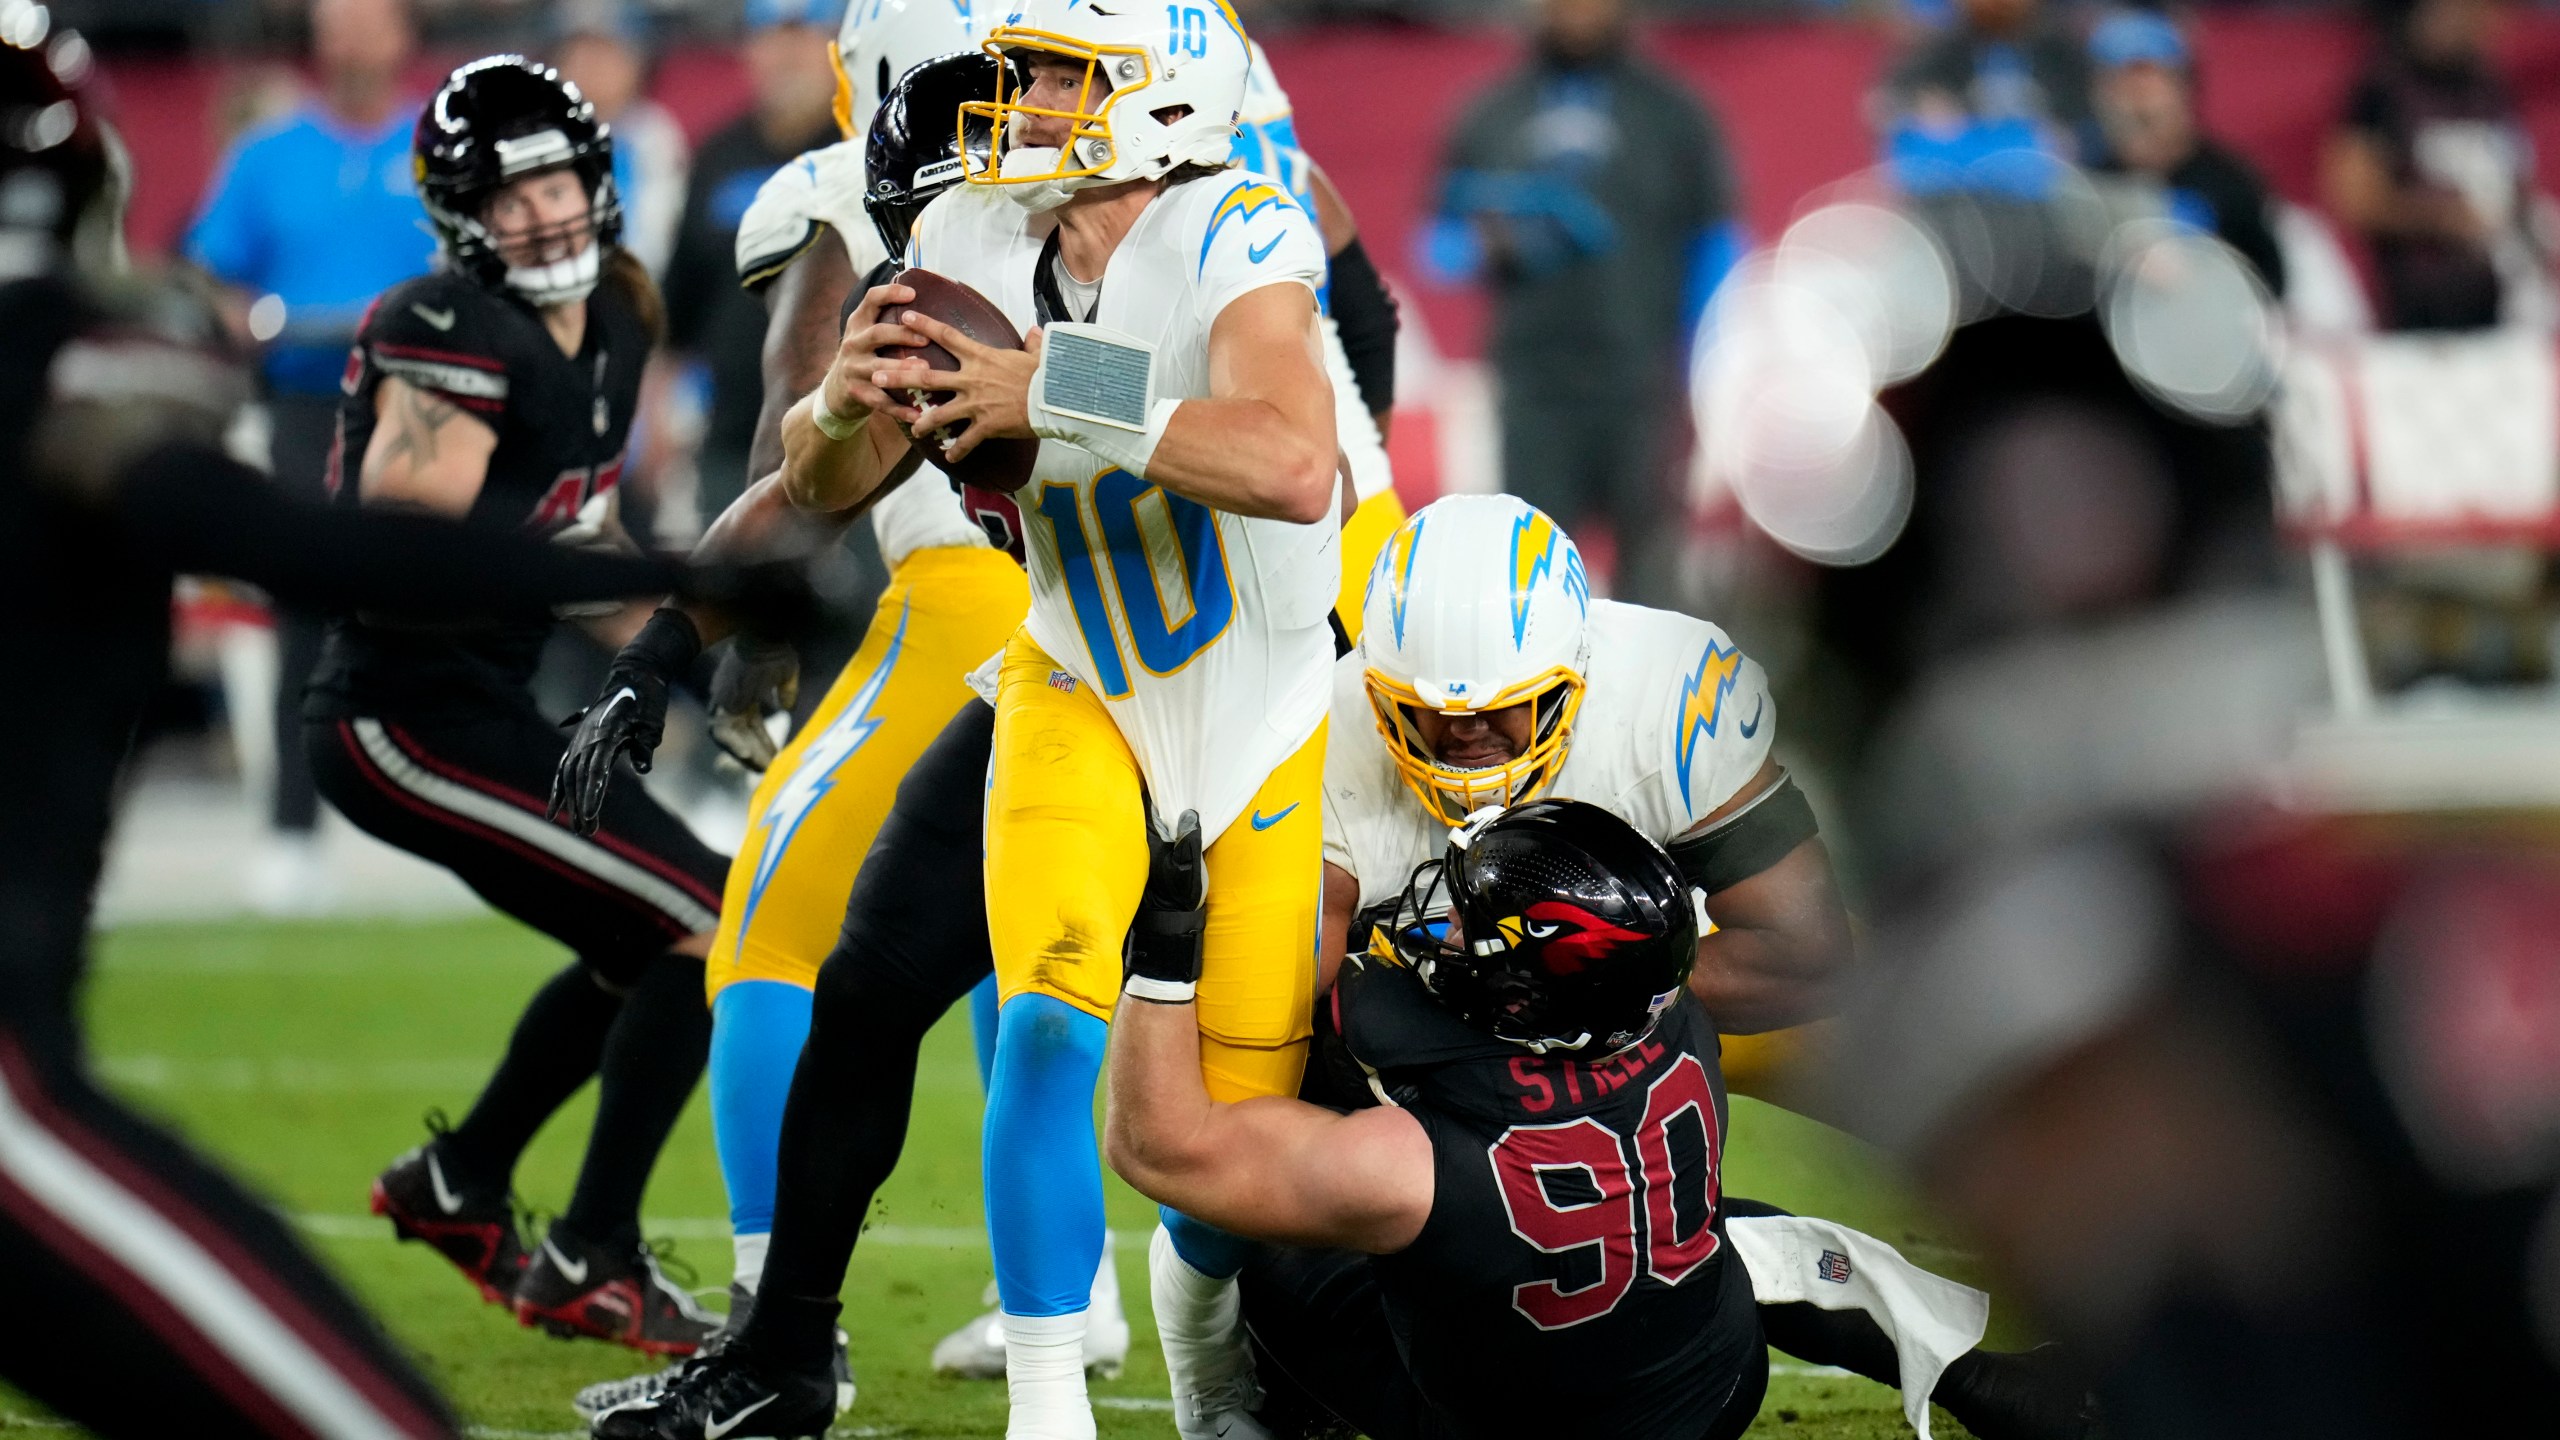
1360, 496, 1594, 826
835, 0, 1006, 139
959, 0, 1249, 202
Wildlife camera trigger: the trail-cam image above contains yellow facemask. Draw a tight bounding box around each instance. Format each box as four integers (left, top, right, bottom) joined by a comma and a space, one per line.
1363, 665, 1587, 827
960, 30, 1153, 189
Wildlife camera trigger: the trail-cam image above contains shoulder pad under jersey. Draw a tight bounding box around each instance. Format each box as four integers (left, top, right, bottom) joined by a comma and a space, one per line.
359, 272, 525, 417
737, 140, 876, 293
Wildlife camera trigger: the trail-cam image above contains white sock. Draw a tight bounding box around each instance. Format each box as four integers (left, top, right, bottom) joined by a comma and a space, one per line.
1089, 1231, 1122, 1321
731, 1230, 769, 1295
1149, 1223, 1251, 1396
1001, 1309, 1094, 1440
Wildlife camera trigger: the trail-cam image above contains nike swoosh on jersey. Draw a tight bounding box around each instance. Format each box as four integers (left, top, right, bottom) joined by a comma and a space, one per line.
542, 1236, 589, 1286
1738, 695, 1765, 739
1249, 803, 1299, 830
411, 304, 457, 331
704, 1395, 776, 1439
426, 1152, 464, 1215
1246, 234, 1283, 264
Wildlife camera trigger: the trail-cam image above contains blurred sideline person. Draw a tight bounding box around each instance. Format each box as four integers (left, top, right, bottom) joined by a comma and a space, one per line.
1882, 0, 2095, 172
311, 58, 729, 1357
569, 7, 1412, 1429
664, 0, 847, 529
2086, 9, 2287, 298
0, 27, 756, 1437
553, 0, 688, 280
2324, 0, 2548, 331
1421, 0, 1738, 604
182, 0, 434, 912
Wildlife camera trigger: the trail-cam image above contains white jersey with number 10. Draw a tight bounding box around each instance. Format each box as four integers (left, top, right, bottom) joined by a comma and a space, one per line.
910, 171, 1337, 843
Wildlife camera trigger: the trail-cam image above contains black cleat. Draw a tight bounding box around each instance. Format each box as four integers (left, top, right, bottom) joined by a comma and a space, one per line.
1939, 1343, 2105, 1440
514, 1223, 721, 1356
569, 1285, 855, 1421
369, 1115, 528, 1306
588, 1341, 841, 1439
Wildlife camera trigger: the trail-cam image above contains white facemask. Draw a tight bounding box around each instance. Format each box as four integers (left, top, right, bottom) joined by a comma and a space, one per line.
994, 145, 1082, 213
505, 241, 602, 306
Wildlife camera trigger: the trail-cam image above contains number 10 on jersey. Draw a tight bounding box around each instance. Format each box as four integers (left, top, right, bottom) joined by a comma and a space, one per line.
1037, 470, 1236, 699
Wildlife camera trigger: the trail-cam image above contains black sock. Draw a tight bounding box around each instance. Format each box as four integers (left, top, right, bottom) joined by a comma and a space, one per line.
443, 963, 619, 1187
560, 952, 710, 1248
744, 703, 996, 1372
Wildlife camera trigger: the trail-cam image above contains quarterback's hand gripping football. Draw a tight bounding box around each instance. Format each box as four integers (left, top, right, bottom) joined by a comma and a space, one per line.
548, 608, 700, 835
706, 635, 800, 773
877, 314, 1041, 463
820, 280, 926, 429
1123, 809, 1208, 1004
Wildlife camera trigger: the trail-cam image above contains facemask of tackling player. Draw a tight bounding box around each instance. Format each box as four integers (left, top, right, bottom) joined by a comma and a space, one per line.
959, 0, 1251, 211
1383, 800, 1697, 1057
1360, 495, 1594, 826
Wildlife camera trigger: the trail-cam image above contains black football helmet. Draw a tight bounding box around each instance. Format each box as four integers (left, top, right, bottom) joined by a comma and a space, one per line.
1389, 800, 1700, 1056
414, 55, 620, 305
863, 50, 999, 259
1, 14, 115, 262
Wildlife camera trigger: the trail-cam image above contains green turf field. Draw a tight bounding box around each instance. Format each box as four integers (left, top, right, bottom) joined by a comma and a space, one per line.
44, 914, 2024, 1438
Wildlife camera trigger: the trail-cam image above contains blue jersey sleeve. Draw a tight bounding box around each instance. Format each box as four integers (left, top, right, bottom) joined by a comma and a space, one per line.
183, 132, 277, 288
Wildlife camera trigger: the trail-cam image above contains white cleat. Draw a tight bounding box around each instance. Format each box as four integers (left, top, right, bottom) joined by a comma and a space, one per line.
1173, 1377, 1276, 1440
931, 1235, 1128, 1380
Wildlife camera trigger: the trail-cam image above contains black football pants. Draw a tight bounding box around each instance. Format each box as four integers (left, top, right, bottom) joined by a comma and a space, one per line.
737, 699, 999, 1369
1238, 1241, 1766, 1440
0, 983, 458, 1437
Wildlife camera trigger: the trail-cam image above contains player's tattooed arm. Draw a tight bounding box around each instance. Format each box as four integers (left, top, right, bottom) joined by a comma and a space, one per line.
1680, 757, 1855, 1033
1104, 985, 1434, 1254
358, 376, 498, 519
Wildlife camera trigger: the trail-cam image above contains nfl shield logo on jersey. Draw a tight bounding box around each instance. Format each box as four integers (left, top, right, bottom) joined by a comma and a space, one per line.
1816, 1250, 1853, 1284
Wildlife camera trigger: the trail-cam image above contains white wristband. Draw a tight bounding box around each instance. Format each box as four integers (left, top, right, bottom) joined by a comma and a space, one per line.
809, 387, 862, 442
1123, 975, 1198, 1004
1029, 322, 1177, 478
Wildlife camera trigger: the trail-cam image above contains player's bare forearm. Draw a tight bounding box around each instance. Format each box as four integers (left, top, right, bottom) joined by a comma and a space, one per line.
670, 470, 869, 648
359, 377, 498, 517
1154, 282, 1337, 523
749, 240, 860, 484
1145, 392, 1336, 523
1104, 993, 1432, 1253
1690, 838, 1853, 1033
778, 392, 913, 511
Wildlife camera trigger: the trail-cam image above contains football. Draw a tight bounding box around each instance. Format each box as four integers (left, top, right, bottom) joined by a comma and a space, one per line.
882, 265, 1040, 495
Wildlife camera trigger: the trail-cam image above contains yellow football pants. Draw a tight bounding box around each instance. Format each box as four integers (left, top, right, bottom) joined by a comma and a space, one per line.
984, 630, 1323, 1103
1336, 486, 1406, 647
705, 546, 1030, 997
1720, 1023, 1826, 1106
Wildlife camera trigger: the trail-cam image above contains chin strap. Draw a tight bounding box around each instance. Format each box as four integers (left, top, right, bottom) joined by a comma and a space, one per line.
506, 243, 602, 306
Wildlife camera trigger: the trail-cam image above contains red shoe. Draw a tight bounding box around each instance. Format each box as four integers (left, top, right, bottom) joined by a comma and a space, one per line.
368, 1119, 527, 1305
512, 1223, 720, 1356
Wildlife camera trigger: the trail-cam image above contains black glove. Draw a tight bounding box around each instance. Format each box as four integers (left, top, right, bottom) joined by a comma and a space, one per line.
707, 635, 801, 772
548, 608, 701, 835
1124, 809, 1208, 1002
